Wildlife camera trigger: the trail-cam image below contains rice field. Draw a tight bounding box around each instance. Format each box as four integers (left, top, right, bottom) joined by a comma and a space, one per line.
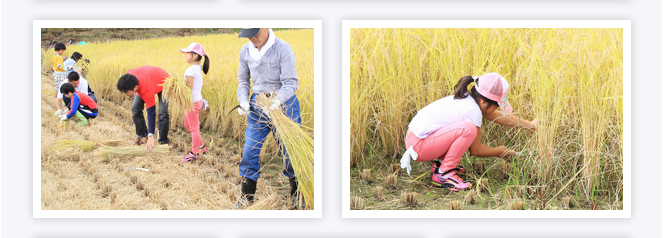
40, 29, 314, 210
350, 28, 623, 210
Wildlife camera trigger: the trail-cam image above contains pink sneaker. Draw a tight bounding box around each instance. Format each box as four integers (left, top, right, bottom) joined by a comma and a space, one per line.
431, 161, 465, 174
183, 151, 199, 162
431, 168, 471, 192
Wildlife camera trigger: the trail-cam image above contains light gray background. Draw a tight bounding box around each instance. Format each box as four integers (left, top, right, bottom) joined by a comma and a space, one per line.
2, 0, 660, 237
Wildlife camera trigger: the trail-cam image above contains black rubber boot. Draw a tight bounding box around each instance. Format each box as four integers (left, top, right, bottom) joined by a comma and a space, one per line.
231, 177, 257, 209
289, 177, 305, 210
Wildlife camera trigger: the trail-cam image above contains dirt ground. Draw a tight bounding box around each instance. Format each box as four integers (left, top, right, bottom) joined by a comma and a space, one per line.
40, 75, 295, 210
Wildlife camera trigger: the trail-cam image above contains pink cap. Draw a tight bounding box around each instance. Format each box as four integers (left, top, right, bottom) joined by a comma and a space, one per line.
180, 43, 205, 56
475, 72, 513, 114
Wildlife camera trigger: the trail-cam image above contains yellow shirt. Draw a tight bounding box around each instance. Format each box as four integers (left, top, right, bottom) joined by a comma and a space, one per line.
51, 54, 65, 73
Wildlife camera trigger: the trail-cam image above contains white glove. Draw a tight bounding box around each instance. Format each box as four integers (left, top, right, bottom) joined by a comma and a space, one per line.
202, 99, 209, 111
268, 99, 281, 111
237, 102, 250, 116
63, 108, 69, 116
55, 109, 63, 116
59, 115, 68, 122
262, 99, 281, 116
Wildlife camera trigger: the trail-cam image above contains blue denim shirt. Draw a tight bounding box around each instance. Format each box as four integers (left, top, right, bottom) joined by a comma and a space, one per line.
237, 38, 299, 104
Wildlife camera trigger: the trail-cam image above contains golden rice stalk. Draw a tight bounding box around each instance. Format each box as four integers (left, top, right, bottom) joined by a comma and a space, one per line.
93, 145, 170, 159
257, 93, 314, 210
509, 200, 525, 210
350, 196, 364, 210
161, 76, 193, 118
362, 169, 372, 183
401, 192, 418, 206
385, 174, 398, 188
465, 190, 476, 204
372, 186, 384, 200
245, 193, 283, 210
449, 200, 462, 210
52, 140, 122, 152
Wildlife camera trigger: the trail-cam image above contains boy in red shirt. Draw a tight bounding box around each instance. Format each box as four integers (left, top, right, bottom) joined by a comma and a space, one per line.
59, 83, 98, 126
116, 66, 170, 151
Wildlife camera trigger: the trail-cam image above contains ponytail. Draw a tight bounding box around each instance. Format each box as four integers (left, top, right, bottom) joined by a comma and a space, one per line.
453, 76, 476, 99
202, 55, 210, 75
453, 75, 498, 107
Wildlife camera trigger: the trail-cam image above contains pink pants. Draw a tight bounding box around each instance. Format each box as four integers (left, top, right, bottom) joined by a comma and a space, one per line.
405, 120, 477, 172
185, 100, 204, 154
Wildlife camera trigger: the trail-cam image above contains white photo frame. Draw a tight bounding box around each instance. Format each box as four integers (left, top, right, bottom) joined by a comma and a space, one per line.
342, 20, 630, 218
34, 20, 323, 218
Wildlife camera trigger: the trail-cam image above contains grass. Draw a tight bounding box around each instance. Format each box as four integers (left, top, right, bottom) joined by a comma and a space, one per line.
350, 28, 623, 210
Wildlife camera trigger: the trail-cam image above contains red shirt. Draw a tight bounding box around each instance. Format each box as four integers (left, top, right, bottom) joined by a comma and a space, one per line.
74, 91, 98, 109
127, 66, 170, 108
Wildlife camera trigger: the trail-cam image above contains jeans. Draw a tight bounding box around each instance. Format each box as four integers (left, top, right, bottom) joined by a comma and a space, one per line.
239, 94, 301, 182
131, 91, 169, 143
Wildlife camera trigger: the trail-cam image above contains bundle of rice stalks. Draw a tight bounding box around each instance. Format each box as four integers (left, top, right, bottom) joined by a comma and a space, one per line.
245, 193, 283, 210
256, 93, 314, 210
52, 140, 122, 152
161, 76, 193, 118
93, 145, 170, 159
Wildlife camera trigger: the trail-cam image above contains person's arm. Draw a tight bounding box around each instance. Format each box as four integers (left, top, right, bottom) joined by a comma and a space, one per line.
55, 57, 64, 72
237, 47, 251, 105
468, 127, 515, 158
275, 43, 298, 103
185, 76, 194, 89
55, 97, 62, 110
485, 110, 536, 132
65, 94, 79, 119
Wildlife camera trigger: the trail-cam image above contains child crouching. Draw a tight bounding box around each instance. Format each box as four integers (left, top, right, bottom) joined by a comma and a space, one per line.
59, 83, 98, 126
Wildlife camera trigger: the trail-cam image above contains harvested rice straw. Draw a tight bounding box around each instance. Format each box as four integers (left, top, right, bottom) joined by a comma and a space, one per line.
52, 140, 122, 152
161, 76, 193, 118
93, 145, 170, 159
245, 193, 283, 210
256, 93, 314, 210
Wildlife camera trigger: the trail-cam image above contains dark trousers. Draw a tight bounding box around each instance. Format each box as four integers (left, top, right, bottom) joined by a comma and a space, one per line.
131, 92, 169, 143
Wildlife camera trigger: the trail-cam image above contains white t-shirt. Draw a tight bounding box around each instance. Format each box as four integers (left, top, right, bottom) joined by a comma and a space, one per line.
408, 95, 483, 139
57, 77, 89, 99
184, 65, 203, 102
63, 58, 78, 75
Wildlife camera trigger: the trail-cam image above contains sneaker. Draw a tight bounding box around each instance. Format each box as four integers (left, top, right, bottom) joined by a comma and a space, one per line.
431, 168, 471, 192
431, 160, 465, 174
182, 151, 199, 162
134, 137, 144, 146
199, 144, 208, 154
